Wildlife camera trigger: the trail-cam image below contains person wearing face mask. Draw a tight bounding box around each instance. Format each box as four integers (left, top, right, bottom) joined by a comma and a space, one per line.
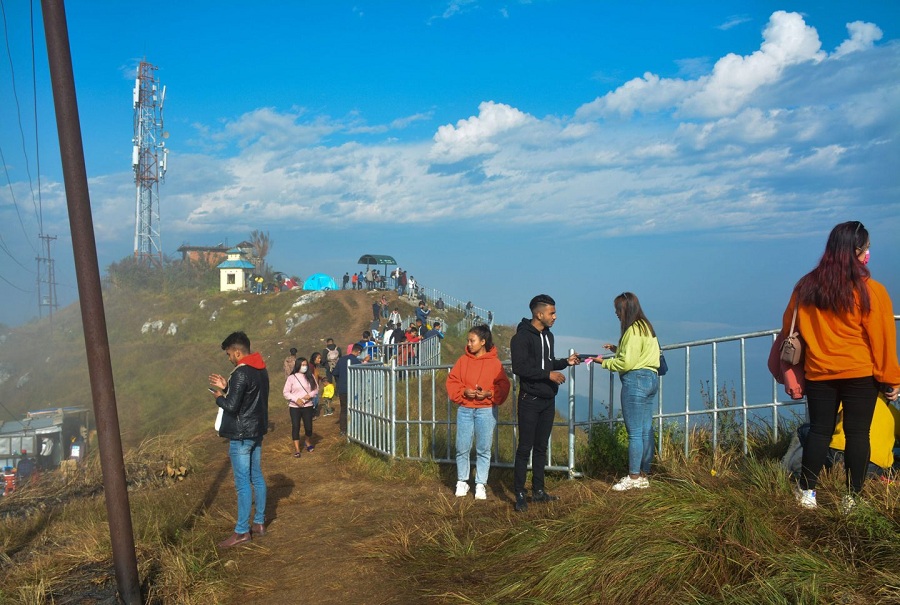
283, 357, 319, 457
784, 221, 900, 513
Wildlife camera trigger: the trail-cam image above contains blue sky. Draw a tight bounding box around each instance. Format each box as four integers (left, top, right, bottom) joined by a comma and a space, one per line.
1, 1, 899, 354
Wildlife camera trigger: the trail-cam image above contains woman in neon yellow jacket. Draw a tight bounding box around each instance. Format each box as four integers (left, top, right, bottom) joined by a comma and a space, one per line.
591, 292, 661, 492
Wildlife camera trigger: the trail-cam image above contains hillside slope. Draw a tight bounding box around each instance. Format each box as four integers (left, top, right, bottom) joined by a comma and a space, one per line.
0, 286, 481, 446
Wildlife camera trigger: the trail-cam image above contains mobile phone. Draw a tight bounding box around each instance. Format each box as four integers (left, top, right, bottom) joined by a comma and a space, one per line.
577, 353, 599, 360
208, 387, 217, 393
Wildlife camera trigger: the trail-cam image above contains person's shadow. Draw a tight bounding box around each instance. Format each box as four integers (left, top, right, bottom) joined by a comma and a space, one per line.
264, 473, 294, 525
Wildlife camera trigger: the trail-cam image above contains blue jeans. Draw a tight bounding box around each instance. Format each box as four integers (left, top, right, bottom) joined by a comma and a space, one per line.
620, 369, 658, 475
456, 406, 498, 485
229, 437, 267, 534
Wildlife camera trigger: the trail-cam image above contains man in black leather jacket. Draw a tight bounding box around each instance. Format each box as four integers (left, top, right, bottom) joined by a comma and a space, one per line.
209, 331, 269, 548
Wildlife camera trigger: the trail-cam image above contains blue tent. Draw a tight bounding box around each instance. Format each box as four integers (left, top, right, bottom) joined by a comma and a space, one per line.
303, 273, 338, 291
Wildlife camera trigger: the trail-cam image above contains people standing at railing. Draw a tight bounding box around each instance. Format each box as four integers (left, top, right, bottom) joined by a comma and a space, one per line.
389, 306, 402, 327
401, 327, 421, 365
448, 324, 511, 501
591, 292, 661, 492
424, 320, 444, 341
416, 300, 431, 327
332, 343, 367, 436
283, 357, 319, 457
351, 272, 358, 290
407, 275, 417, 300
510, 294, 580, 513
784, 221, 900, 512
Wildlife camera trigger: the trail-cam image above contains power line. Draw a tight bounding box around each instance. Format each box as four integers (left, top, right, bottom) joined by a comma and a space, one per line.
0, 270, 33, 293
0, 144, 39, 272
0, 0, 39, 254
30, 0, 44, 234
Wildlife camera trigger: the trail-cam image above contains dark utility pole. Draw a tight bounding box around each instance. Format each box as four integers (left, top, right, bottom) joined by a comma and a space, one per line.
40, 0, 142, 603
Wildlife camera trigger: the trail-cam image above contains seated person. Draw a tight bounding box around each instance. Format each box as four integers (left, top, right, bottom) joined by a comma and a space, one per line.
783, 393, 899, 478
829, 393, 900, 477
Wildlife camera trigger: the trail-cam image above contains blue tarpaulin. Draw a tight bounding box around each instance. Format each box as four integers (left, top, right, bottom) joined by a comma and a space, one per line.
303, 273, 338, 291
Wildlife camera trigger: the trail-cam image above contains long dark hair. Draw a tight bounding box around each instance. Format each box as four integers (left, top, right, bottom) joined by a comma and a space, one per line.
309, 351, 322, 368
291, 357, 317, 385
796, 221, 871, 314
469, 324, 494, 352
614, 292, 655, 338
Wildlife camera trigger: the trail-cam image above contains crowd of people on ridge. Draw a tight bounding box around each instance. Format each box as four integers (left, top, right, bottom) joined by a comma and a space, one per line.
208, 222, 899, 549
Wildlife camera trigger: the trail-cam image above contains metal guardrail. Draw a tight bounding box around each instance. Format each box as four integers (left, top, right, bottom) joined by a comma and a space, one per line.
347, 317, 900, 476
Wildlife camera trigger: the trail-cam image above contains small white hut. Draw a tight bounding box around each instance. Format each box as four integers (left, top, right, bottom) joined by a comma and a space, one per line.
217, 248, 255, 292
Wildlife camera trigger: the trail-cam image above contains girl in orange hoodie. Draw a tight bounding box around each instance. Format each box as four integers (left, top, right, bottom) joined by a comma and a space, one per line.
784, 221, 900, 511
447, 325, 511, 500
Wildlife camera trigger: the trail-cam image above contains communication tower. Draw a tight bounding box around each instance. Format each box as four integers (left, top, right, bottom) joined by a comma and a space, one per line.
132, 60, 168, 266
36, 233, 59, 320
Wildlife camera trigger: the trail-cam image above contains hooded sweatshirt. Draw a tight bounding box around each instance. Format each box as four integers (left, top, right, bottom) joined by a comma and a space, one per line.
510, 318, 570, 399
446, 346, 511, 409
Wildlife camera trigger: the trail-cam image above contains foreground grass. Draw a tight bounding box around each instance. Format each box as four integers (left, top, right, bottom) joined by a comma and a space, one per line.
0, 435, 229, 604
374, 447, 900, 605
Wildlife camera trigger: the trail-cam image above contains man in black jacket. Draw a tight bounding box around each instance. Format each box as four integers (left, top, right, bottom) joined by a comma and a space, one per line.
209, 331, 269, 548
510, 294, 579, 512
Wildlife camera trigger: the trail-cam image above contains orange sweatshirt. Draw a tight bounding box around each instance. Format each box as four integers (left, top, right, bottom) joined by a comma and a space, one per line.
782, 278, 900, 385
446, 346, 511, 409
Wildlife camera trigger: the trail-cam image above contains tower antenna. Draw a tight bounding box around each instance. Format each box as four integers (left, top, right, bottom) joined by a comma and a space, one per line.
132, 60, 167, 266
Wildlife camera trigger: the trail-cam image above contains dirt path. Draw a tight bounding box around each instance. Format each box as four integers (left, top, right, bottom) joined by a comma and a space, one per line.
210, 405, 449, 605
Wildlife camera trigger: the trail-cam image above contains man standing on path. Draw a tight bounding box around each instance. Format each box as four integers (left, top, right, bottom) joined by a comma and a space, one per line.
332, 343, 367, 436
510, 294, 579, 513
342, 272, 350, 290
209, 331, 270, 548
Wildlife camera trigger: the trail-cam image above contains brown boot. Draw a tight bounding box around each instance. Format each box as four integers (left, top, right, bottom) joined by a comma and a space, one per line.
218, 532, 251, 549
252, 523, 266, 537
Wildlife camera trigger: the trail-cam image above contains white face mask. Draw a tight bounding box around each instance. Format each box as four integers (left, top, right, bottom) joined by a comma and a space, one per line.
299, 365, 308, 373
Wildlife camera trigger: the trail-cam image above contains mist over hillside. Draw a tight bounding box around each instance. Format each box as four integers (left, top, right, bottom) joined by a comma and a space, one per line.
0, 284, 497, 447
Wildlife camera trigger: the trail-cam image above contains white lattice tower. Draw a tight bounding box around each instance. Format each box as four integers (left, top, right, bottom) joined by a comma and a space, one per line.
132, 60, 167, 266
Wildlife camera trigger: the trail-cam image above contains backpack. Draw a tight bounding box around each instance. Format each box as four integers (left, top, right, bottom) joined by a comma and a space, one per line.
326, 347, 341, 369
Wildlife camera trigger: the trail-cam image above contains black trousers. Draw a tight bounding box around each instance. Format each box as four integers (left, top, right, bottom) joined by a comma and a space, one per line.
289, 406, 314, 441
339, 392, 349, 433
513, 393, 556, 493
800, 376, 878, 494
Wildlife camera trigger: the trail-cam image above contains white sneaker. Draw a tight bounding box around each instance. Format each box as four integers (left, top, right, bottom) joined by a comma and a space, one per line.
794, 486, 817, 509
474, 484, 487, 500
455, 481, 470, 497
612, 475, 649, 492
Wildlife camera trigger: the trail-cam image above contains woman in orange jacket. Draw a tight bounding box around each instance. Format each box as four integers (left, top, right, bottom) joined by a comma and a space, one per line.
447, 325, 511, 500
784, 221, 900, 511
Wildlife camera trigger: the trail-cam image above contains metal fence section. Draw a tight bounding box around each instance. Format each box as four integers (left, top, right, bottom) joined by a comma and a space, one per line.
346, 317, 900, 475
346, 359, 579, 475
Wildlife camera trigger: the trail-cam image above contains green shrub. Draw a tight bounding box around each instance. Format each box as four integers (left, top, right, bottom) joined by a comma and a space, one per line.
581, 420, 628, 478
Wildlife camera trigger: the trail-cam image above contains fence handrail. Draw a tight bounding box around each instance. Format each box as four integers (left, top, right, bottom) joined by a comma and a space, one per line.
346, 318, 900, 476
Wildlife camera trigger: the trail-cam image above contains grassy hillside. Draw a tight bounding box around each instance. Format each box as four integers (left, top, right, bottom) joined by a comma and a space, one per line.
0, 283, 485, 445
3, 278, 898, 605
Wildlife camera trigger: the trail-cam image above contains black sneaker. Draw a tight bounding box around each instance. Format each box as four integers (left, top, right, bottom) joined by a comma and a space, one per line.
514, 491, 528, 512
532, 489, 559, 503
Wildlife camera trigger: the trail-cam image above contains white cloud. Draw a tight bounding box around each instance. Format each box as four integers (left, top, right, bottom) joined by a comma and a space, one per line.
832, 21, 883, 58
20, 11, 896, 253
430, 101, 534, 162
717, 15, 752, 31
578, 11, 828, 120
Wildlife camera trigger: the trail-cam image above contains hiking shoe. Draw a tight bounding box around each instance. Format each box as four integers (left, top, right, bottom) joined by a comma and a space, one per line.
841, 494, 857, 515
455, 481, 470, 497
218, 532, 251, 549
532, 489, 559, 503
306, 444, 315, 453
292, 452, 301, 458
612, 475, 649, 492
794, 486, 817, 509
474, 484, 487, 500
514, 491, 528, 512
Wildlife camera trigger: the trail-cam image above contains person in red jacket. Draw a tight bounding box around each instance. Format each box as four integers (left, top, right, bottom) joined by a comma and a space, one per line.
447, 325, 511, 500
783, 221, 900, 512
